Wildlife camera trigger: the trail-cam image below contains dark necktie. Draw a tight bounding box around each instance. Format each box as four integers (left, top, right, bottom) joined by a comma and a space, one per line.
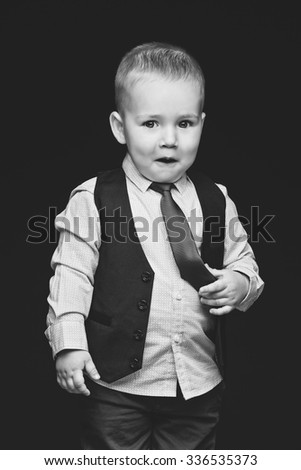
150, 182, 216, 290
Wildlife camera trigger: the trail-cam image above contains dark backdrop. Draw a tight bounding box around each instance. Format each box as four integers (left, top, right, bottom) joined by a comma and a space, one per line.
2, 0, 300, 449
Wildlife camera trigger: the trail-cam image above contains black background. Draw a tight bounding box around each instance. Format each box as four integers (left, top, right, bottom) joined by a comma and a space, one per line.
1, 0, 300, 450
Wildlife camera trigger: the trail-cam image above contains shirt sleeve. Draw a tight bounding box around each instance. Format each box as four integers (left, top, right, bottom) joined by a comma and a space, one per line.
217, 184, 264, 312
45, 185, 101, 357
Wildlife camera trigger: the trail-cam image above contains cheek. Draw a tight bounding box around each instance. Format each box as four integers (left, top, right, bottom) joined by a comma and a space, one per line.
180, 135, 200, 155
184, 131, 202, 152
131, 134, 155, 155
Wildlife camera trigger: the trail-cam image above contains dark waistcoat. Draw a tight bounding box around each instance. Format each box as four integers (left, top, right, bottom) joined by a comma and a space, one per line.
85, 168, 226, 383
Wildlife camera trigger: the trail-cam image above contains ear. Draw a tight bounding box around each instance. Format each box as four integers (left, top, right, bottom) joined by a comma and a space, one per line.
200, 112, 206, 126
199, 112, 206, 136
109, 111, 126, 144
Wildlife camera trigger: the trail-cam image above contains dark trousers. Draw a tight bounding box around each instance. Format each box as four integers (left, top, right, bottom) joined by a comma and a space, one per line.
78, 379, 225, 450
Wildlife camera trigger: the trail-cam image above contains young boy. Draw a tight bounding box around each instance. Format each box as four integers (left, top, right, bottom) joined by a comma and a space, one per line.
46, 42, 264, 450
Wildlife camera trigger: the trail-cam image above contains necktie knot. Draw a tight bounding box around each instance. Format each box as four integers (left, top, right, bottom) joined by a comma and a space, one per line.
150, 182, 174, 195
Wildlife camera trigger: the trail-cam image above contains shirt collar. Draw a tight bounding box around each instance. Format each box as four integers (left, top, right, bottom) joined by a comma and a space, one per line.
122, 153, 189, 194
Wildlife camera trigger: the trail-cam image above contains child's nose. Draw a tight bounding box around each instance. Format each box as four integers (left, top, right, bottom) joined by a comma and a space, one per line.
160, 126, 178, 148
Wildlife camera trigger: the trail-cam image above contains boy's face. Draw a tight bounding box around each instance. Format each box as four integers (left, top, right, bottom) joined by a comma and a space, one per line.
110, 73, 205, 183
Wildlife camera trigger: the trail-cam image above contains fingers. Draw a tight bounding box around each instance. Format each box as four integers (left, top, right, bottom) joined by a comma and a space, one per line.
84, 358, 101, 381
73, 369, 91, 396
57, 369, 92, 396
208, 305, 234, 316
200, 269, 235, 315
200, 297, 229, 308
55, 351, 100, 396
199, 279, 226, 297
199, 268, 227, 296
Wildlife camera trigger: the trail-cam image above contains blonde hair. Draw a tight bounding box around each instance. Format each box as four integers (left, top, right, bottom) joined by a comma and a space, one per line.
115, 42, 205, 115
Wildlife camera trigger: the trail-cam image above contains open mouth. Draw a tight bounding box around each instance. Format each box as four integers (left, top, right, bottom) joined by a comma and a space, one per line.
156, 157, 177, 164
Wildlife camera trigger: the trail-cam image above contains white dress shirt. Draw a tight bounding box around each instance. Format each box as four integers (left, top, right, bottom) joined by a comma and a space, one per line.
46, 154, 264, 400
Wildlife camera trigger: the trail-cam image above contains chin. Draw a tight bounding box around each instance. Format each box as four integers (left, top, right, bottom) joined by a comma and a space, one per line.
149, 169, 180, 183
159, 172, 183, 183
150, 175, 175, 183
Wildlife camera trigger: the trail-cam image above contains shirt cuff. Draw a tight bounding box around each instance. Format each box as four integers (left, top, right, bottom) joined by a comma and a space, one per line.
231, 267, 264, 312
45, 316, 88, 358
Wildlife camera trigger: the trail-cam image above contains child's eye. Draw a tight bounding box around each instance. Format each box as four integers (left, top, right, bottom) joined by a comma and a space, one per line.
142, 120, 158, 128
178, 120, 193, 128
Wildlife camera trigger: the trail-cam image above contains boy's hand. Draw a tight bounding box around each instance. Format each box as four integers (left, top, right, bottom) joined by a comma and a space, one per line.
199, 267, 249, 315
55, 350, 100, 396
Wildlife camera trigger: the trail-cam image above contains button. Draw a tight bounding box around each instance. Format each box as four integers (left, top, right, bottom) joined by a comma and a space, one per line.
141, 271, 152, 282
129, 357, 141, 370
137, 299, 148, 311
174, 334, 181, 344
175, 293, 182, 300
133, 329, 144, 341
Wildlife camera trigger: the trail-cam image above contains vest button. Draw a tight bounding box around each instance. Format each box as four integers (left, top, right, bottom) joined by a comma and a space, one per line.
129, 357, 140, 370
141, 271, 152, 282
137, 299, 148, 311
133, 329, 144, 341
